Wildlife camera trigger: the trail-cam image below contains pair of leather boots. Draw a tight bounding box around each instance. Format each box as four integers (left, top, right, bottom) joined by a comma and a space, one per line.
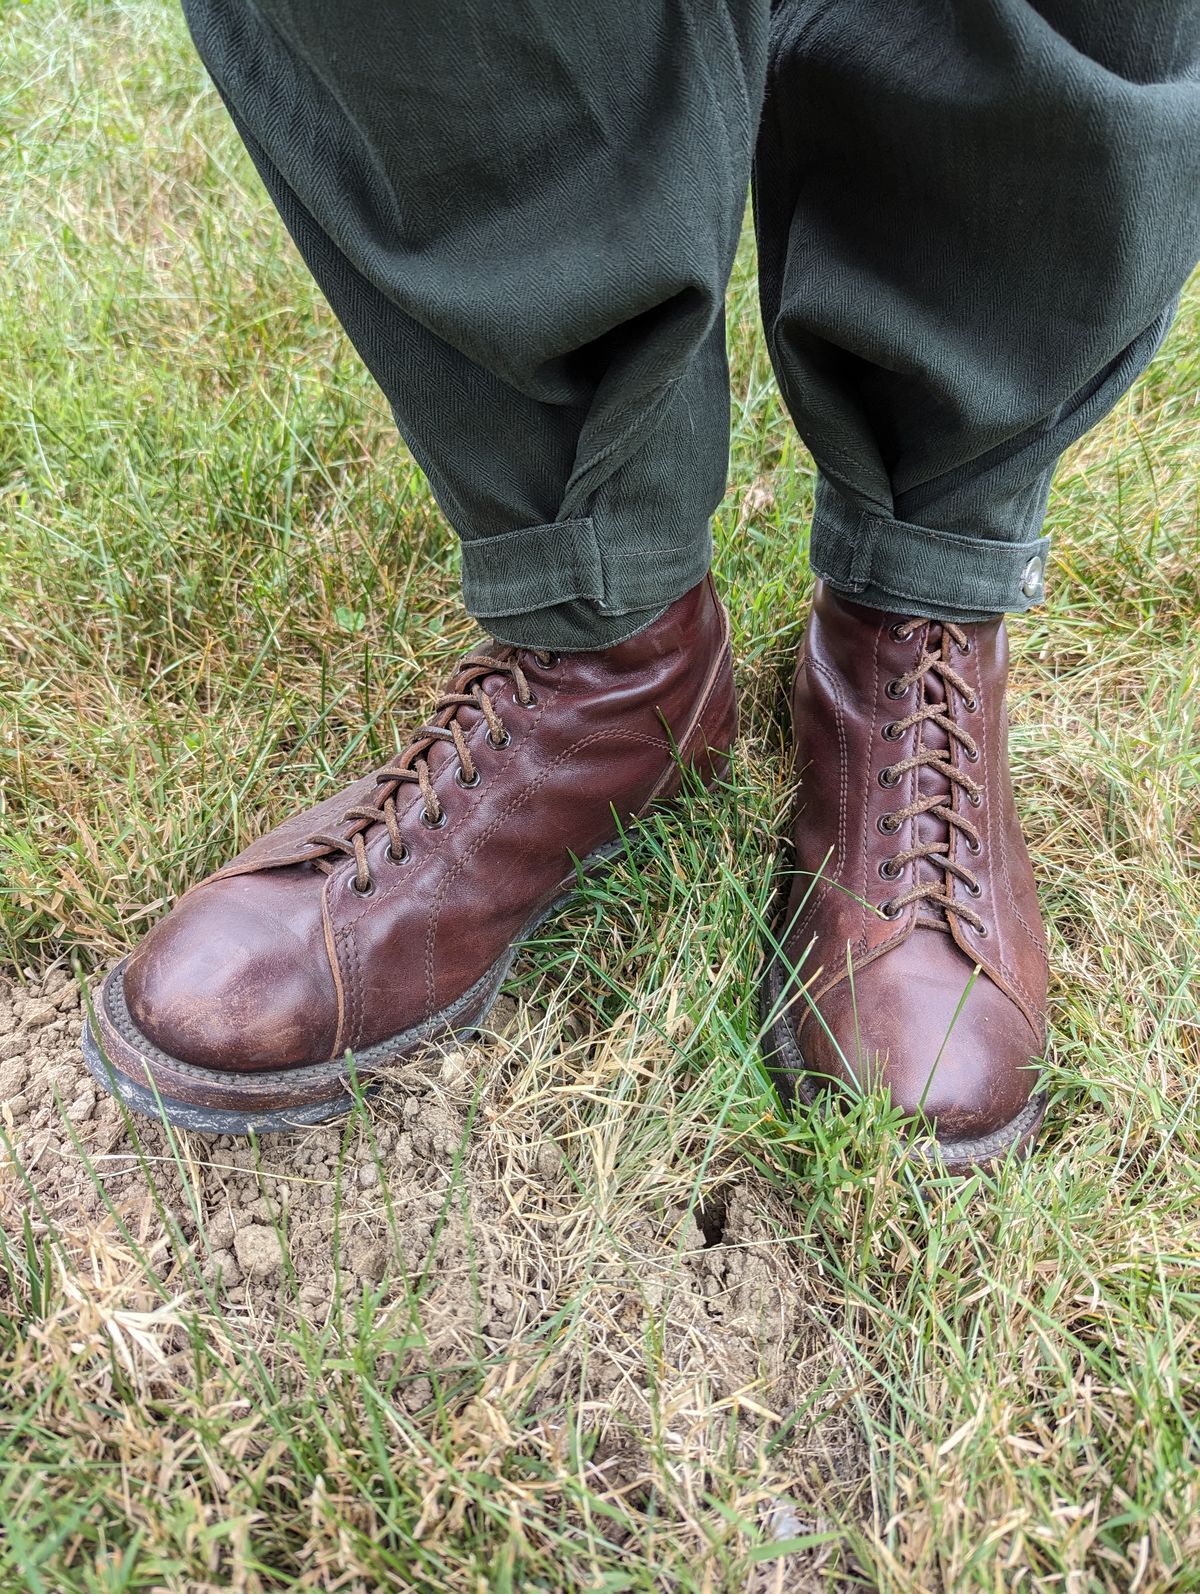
85, 577, 1048, 1169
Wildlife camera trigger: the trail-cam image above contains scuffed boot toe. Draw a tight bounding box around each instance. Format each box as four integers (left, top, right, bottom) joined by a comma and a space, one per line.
803, 934, 1044, 1148
123, 871, 339, 1073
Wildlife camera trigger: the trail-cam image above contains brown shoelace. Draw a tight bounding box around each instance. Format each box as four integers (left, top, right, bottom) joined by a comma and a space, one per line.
305, 647, 556, 896
877, 620, 986, 933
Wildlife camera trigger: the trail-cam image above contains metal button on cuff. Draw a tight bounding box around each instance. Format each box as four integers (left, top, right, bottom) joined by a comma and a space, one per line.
1021, 556, 1044, 600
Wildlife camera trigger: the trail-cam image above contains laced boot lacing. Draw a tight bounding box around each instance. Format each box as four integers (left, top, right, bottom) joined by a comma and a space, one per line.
877, 620, 986, 934
304, 648, 557, 896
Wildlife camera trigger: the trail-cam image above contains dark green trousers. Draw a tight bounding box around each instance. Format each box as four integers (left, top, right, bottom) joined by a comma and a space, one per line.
183, 0, 1200, 649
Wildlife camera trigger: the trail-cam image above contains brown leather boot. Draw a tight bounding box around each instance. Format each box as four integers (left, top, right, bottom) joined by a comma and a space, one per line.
760, 581, 1048, 1172
85, 577, 736, 1132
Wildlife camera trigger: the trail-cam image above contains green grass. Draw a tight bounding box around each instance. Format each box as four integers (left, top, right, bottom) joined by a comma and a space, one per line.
2, 2, 1199, 1589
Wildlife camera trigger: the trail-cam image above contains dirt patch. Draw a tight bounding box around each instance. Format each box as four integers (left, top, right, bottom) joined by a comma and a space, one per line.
2, 966, 865, 1574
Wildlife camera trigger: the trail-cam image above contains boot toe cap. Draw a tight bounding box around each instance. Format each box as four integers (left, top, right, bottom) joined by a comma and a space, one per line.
123, 874, 338, 1072
803, 935, 1043, 1140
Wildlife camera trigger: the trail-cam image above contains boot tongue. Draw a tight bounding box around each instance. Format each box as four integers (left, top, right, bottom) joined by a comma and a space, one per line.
913, 623, 953, 901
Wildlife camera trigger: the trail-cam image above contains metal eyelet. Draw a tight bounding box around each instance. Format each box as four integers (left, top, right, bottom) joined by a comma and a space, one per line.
963, 746, 979, 763
513, 691, 537, 709
882, 721, 903, 741
960, 639, 973, 656
487, 729, 512, 750
967, 790, 982, 808
976, 924, 989, 938
385, 843, 410, 865
963, 694, 979, 712
885, 679, 910, 699
534, 651, 560, 668
349, 878, 374, 897
965, 879, 982, 897
879, 859, 901, 881
965, 836, 982, 855
878, 767, 900, 788
421, 808, 448, 829
455, 767, 481, 789
878, 814, 900, 835
890, 624, 912, 643
880, 899, 903, 919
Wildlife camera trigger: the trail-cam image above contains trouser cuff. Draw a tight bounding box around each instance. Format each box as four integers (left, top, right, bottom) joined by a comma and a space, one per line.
810, 482, 1050, 622
460, 516, 712, 651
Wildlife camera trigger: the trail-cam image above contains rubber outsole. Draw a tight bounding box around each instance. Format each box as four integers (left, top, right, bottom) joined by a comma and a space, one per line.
81, 1022, 368, 1135
757, 947, 1047, 1175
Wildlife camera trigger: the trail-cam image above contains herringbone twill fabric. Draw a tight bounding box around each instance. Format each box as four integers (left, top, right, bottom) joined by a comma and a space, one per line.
183, 0, 1200, 646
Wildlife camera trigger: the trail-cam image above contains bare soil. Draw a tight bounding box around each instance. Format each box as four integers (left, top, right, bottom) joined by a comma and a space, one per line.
1, 966, 864, 1581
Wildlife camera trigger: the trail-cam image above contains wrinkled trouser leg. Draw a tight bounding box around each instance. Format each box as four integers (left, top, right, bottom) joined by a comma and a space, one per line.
182, 0, 768, 650
756, 1, 1200, 620
185, 0, 1200, 641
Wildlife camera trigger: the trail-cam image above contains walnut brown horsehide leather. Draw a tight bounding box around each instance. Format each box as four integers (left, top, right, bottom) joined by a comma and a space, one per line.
84, 577, 737, 1133
759, 581, 1048, 1172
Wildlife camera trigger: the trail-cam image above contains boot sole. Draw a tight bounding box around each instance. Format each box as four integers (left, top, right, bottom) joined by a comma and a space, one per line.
758, 951, 1047, 1175
82, 838, 629, 1136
